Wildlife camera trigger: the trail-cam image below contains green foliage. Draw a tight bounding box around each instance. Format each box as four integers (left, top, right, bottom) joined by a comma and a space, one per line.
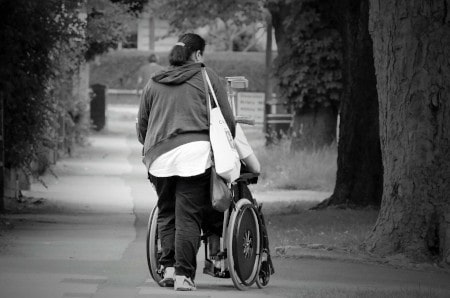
0, 0, 85, 169
0, 0, 145, 173
85, 0, 140, 60
110, 0, 147, 13
149, 0, 262, 31
50, 42, 90, 151
90, 51, 268, 91
268, 0, 343, 110
148, 0, 264, 51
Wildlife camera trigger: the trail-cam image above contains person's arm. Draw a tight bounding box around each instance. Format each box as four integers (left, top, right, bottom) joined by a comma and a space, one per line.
137, 83, 152, 145
234, 124, 260, 173
206, 67, 236, 137
242, 154, 261, 174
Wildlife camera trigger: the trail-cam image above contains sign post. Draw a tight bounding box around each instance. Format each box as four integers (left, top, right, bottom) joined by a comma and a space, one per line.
264, 10, 273, 134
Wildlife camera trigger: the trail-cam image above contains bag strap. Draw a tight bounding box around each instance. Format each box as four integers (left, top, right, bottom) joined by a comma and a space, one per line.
204, 69, 220, 108
201, 66, 215, 164
201, 66, 212, 123
200, 67, 220, 110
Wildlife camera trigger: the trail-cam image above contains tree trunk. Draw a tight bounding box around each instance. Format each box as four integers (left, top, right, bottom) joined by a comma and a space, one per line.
0, 95, 4, 212
290, 105, 337, 151
315, 0, 383, 208
366, 0, 450, 264
268, 2, 291, 66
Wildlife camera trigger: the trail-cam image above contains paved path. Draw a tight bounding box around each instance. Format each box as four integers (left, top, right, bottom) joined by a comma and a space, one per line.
0, 104, 449, 298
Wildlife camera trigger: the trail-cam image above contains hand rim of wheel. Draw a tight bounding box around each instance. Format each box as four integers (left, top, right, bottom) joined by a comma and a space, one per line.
146, 206, 163, 284
227, 199, 261, 290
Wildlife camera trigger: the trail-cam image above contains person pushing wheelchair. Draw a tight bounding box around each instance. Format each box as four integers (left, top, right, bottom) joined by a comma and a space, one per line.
137, 33, 260, 291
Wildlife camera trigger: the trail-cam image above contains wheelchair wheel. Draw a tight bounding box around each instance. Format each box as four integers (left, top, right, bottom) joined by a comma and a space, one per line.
146, 206, 163, 285
227, 199, 261, 290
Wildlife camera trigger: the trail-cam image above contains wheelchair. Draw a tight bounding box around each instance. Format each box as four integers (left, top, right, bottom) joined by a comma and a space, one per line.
146, 171, 275, 290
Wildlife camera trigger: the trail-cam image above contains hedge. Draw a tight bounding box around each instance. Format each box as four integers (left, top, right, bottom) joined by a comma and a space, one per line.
89, 50, 269, 92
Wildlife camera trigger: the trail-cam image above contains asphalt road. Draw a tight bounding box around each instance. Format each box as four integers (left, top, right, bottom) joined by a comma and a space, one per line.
0, 104, 449, 298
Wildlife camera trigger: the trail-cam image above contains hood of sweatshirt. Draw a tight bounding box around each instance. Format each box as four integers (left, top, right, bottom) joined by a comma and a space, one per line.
152, 62, 202, 85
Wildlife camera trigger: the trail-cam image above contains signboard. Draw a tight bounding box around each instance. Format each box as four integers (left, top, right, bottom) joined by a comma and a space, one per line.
236, 92, 265, 125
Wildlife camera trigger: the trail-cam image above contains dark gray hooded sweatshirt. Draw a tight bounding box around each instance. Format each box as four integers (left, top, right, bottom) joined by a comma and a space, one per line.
137, 62, 236, 171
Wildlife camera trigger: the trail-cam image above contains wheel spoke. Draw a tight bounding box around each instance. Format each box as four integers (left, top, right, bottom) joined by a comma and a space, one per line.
242, 230, 253, 259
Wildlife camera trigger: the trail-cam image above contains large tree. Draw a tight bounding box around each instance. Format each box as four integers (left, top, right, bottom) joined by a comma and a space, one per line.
366, 0, 450, 264
267, 0, 382, 207
314, 0, 382, 208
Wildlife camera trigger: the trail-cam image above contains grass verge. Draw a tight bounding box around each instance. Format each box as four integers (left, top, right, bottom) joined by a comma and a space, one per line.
265, 208, 379, 253
242, 126, 337, 192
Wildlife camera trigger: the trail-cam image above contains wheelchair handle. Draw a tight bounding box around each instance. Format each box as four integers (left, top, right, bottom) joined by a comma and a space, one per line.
235, 116, 255, 126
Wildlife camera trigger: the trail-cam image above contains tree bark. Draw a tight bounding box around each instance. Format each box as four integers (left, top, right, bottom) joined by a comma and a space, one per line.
366, 0, 450, 264
314, 0, 382, 208
0, 96, 3, 212
268, 2, 290, 60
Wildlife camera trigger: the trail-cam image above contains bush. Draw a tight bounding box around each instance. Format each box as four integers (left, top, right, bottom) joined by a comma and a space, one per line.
270, 0, 343, 111
89, 50, 268, 91
0, 0, 85, 171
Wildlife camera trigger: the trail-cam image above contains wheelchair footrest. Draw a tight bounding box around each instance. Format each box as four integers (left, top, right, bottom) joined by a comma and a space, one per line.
203, 259, 230, 278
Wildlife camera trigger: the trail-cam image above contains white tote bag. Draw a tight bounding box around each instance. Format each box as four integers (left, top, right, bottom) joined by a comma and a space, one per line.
202, 68, 241, 182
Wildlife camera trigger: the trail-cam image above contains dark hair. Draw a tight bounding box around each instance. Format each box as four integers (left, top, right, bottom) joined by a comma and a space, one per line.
148, 53, 158, 63
168, 33, 206, 66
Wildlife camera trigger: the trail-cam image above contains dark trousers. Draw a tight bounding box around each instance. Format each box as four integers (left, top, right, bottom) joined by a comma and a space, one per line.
149, 167, 223, 279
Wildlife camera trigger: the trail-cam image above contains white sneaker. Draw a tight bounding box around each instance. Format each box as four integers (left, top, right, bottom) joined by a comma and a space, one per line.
159, 266, 175, 287
174, 275, 196, 291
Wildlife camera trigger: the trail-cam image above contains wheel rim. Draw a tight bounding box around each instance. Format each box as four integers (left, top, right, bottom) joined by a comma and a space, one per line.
233, 206, 259, 281
146, 206, 163, 284
227, 199, 260, 290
